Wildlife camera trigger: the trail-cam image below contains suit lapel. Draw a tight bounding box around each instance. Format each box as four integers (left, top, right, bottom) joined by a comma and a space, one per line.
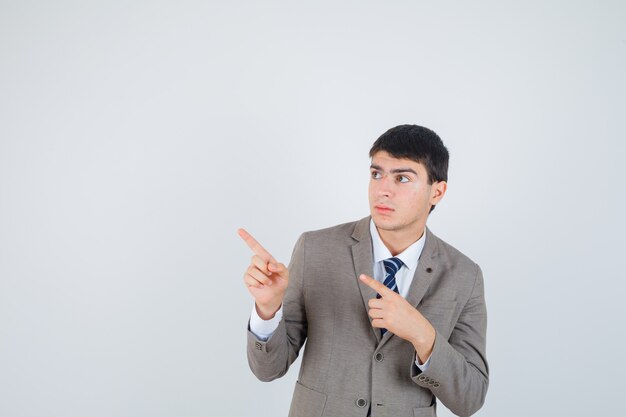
350, 217, 380, 343
379, 226, 441, 348
405, 227, 440, 308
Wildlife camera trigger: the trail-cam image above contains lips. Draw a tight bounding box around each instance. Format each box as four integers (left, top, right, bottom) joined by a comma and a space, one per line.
374, 205, 394, 214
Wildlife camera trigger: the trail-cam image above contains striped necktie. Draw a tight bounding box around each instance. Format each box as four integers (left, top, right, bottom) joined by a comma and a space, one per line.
378, 257, 403, 336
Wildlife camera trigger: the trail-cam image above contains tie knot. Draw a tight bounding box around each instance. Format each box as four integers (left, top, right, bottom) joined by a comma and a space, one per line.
383, 257, 403, 278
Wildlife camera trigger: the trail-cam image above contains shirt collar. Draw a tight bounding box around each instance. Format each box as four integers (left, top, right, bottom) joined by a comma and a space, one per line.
369, 218, 426, 272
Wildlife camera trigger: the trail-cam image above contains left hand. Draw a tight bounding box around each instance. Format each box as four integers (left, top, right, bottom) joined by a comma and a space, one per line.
359, 274, 436, 363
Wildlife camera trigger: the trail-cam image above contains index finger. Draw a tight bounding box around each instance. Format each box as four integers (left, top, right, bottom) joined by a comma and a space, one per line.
359, 274, 394, 297
237, 228, 277, 262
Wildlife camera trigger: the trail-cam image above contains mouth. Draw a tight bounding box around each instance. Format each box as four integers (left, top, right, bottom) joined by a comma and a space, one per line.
374, 205, 394, 215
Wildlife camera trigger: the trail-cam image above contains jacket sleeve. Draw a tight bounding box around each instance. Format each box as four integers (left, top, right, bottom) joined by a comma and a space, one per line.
246, 233, 308, 382
411, 264, 489, 417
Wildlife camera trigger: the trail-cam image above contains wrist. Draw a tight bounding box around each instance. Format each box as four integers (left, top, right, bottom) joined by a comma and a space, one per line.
255, 301, 281, 320
411, 326, 436, 360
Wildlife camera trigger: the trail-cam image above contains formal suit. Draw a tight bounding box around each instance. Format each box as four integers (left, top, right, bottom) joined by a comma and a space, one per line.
247, 216, 488, 417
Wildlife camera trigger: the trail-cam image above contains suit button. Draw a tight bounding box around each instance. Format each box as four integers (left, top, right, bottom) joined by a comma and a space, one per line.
356, 398, 367, 408
433, 383, 440, 388
375, 352, 384, 362
418, 375, 426, 382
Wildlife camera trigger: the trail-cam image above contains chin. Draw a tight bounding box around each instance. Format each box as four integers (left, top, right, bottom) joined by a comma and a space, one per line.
371, 216, 398, 231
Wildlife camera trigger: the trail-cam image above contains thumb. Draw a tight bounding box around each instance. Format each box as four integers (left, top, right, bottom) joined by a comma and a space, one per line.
268, 262, 287, 276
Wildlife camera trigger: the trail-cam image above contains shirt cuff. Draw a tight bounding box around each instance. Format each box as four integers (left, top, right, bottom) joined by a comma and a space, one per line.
415, 352, 431, 372
249, 303, 283, 341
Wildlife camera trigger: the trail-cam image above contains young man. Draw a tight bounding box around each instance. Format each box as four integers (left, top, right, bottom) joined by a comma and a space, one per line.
239, 125, 488, 417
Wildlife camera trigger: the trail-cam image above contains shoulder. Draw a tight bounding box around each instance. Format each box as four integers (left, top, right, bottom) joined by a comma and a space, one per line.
431, 232, 478, 268
291, 217, 367, 260
300, 217, 366, 243
426, 233, 483, 305
427, 229, 483, 291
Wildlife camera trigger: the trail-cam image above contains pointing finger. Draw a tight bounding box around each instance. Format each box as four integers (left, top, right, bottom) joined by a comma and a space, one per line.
359, 274, 394, 297
238, 228, 277, 262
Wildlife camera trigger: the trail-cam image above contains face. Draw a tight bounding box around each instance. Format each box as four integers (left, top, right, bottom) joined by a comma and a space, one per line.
368, 151, 446, 236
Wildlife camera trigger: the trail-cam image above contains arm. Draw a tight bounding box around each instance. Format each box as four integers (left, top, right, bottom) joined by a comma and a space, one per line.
361, 263, 488, 416
410, 264, 489, 417
245, 233, 308, 381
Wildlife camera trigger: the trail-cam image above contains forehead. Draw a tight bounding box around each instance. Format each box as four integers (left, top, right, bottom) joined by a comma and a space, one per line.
370, 151, 426, 173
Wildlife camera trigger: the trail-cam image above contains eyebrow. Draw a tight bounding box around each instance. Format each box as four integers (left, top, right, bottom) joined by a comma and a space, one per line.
370, 164, 418, 176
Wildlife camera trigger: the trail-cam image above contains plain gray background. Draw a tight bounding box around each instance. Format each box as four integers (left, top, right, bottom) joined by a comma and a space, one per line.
1, 1, 625, 416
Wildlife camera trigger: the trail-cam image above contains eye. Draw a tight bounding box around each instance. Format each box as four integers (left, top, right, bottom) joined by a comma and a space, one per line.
397, 175, 410, 183
371, 171, 382, 179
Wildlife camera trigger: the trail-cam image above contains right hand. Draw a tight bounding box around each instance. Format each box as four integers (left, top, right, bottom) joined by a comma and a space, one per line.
238, 228, 289, 320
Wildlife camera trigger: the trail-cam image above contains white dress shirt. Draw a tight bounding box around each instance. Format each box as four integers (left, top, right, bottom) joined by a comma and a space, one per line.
249, 219, 431, 370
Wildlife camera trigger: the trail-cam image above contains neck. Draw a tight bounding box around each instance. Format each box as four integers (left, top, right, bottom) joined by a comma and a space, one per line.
377, 224, 425, 256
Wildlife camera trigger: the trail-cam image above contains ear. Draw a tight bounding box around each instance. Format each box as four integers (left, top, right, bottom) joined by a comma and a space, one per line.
430, 181, 447, 206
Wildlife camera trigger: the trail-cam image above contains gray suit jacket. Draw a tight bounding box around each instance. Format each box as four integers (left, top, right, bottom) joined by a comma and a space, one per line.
247, 217, 488, 417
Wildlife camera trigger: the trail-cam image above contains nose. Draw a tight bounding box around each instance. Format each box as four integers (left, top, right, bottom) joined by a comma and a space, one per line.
375, 175, 394, 198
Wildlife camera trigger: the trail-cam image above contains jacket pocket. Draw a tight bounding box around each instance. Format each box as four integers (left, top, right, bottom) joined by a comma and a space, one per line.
413, 404, 436, 417
288, 381, 327, 417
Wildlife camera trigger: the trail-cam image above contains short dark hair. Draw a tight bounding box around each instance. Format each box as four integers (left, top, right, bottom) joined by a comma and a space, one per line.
369, 124, 449, 213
